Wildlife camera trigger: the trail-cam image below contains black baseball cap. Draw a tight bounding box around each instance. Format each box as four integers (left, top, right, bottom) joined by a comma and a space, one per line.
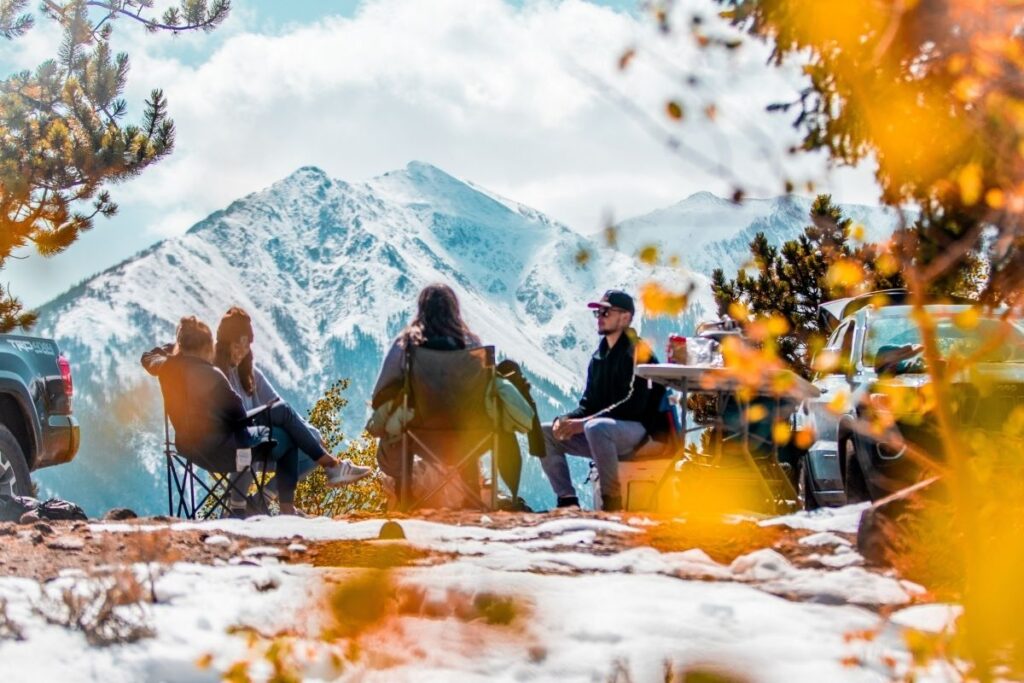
587, 290, 635, 314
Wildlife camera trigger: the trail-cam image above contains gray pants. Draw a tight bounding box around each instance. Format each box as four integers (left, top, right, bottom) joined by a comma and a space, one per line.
540, 418, 647, 500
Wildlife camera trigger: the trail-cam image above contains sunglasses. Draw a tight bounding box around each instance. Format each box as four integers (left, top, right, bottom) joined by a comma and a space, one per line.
592, 307, 628, 318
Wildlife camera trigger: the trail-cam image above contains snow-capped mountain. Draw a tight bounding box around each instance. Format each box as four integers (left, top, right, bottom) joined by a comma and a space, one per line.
609, 191, 902, 277
32, 162, 706, 515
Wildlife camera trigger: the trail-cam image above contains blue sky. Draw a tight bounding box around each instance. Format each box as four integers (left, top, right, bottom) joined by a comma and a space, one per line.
7, 0, 876, 309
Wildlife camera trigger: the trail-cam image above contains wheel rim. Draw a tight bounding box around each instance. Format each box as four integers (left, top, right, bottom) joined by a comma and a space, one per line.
0, 449, 17, 498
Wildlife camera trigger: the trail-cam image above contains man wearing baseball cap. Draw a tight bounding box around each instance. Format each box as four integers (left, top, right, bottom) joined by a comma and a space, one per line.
540, 290, 666, 511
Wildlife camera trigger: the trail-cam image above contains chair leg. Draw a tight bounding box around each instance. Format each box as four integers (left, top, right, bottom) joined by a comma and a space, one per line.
400, 430, 411, 512
491, 433, 500, 510
407, 432, 491, 511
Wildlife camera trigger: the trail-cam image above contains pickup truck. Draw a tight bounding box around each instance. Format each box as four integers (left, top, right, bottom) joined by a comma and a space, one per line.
0, 333, 80, 497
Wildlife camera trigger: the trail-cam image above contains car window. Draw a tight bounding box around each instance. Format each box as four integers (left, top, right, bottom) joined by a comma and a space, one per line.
817, 322, 852, 376
864, 313, 1024, 365
826, 322, 849, 351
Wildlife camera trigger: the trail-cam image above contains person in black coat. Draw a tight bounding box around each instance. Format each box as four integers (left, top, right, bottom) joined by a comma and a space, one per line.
142, 316, 365, 515
540, 290, 666, 511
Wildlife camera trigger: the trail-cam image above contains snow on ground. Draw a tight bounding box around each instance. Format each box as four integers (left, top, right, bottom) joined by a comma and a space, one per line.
1, 506, 956, 682
760, 503, 871, 534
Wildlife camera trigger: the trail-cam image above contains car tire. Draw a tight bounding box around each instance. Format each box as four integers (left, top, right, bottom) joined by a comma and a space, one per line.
843, 435, 871, 503
0, 424, 31, 498
798, 457, 820, 511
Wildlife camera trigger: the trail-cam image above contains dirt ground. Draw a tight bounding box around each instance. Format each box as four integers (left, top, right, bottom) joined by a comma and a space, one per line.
0, 510, 845, 584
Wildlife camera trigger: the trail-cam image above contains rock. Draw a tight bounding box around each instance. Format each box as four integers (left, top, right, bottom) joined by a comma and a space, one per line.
379, 520, 406, 540
287, 543, 308, 554
18, 511, 40, 525
48, 535, 86, 551
29, 531, 43, 544
203, 534, 232, 547
241, 546, 282, 558
0, 524, 14, 536
104, 508, 138, 521
857, 476, 945, 566
33, 522, 54, 535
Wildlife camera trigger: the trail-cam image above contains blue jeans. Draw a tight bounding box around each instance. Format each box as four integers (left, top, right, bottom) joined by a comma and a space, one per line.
235, 402, 327, 505
540, 418, 647, 500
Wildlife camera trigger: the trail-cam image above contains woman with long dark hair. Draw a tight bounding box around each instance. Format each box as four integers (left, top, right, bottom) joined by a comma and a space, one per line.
371, 284, 527, 503
371, 283, 481, 409
214, 307, 371, 515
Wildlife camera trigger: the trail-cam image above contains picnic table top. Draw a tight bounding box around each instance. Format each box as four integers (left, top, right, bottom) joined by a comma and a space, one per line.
636, 363, 821, 401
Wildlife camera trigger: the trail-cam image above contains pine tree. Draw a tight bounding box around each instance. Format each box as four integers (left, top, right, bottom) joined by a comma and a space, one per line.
711, 195, 904, 376
0, 0, 231, 332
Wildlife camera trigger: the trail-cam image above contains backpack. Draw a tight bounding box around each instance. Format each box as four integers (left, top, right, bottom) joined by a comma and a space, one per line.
0, 495, 87, 522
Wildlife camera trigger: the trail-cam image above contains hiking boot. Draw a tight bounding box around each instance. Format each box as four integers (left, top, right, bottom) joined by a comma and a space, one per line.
602, 496, 623, 512
556, 495, 580, 509
325, 459, 373, 487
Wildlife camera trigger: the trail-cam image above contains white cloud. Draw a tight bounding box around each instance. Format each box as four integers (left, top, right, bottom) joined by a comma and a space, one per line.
108, 0, 879, 237
7, 0, 883, 307
147, 209, 206, 238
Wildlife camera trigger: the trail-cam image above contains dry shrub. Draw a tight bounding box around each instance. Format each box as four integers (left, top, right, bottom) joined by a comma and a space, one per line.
0, 598, 24, 641
96, 529, 179, 603
35, 566, 154, 646
218, 569, 529, 680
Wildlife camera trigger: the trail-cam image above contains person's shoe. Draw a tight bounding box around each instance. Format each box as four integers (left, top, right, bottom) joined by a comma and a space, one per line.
556, 496, 580, 509
325, 459, 373, 487
602, 496, 623, 512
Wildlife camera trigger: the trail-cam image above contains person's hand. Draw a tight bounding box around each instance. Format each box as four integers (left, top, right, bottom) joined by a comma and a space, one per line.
553, 418, 585, 440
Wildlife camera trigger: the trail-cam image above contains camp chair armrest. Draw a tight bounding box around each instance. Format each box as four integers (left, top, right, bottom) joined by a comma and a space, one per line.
245, 398, 281, 421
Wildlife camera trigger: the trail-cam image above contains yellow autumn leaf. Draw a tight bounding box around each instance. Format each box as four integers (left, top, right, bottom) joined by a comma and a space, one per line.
638, 283, 688, 317
728, 301, 749, 323
958, 162, 983, 206
876, 252, 900, 276
766, 314, 790, 336
986, 188, 1006, 209
850, 223, 866, 242
953, 307, 980, 330
602, 225, 618, 248
826, 259, 865, 289
746, 404, 768, 423
953, 76, 983, 102
637, 245, 660, 265
666, 100, 684, 121
772, 420, 792, 445
826, 389, 849, 414
794, 427, 814, 450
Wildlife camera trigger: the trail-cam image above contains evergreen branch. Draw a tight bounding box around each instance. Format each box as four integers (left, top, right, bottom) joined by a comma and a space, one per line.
82, 0, 230, 34
0, 0, 33, 39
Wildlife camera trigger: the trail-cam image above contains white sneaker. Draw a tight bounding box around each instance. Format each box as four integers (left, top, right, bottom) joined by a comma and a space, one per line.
324, 459, 373, 487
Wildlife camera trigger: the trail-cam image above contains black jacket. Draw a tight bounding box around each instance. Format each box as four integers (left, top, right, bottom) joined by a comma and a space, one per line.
565, 333, 668, 439
142, 344, 249, 472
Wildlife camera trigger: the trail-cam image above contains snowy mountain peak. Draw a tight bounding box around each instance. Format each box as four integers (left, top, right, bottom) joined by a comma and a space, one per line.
612, 193, 899, 277
676, 190, 731, 208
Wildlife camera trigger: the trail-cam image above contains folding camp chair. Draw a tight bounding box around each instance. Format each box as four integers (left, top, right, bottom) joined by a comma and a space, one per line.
398, 345, 500, 511
163, 401, 278, 520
